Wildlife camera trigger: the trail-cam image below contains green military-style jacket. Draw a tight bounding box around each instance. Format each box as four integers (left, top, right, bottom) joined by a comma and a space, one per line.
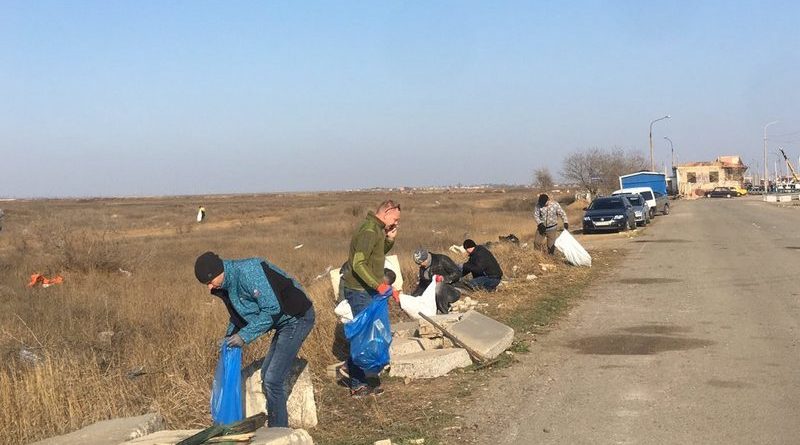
342, 212, 394, 291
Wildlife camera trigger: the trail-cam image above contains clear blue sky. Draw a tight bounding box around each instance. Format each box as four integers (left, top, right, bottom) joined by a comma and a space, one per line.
3, 1, 800, 197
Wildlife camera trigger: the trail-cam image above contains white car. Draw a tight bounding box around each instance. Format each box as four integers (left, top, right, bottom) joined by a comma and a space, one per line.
612, 187, 670, 218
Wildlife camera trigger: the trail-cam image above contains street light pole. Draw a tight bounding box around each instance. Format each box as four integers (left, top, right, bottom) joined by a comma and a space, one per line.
650, 115, 671, 171
764, 121, 779, 193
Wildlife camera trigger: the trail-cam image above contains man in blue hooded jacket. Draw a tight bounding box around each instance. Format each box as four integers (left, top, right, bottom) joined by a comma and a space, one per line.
194, 251, 315, 428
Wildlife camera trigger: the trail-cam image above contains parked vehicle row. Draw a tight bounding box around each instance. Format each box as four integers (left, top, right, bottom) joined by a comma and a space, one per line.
582, 185, 670, 234
706, 186, 741, 198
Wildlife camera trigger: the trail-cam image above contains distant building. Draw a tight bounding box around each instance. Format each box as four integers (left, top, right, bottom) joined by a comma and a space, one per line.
675, 155, 748, 197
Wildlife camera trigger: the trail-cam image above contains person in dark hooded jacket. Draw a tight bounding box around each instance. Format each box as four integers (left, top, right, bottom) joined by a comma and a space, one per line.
411, 248, 462, 313
460, 239, 503, 291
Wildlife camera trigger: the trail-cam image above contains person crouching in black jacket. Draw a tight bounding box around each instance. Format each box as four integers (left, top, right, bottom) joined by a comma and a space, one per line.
411, 248, 462, 313
460, 239, 503, 291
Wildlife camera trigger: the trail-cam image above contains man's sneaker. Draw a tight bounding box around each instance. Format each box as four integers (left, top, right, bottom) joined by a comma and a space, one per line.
350, 385, 385, 398
350, 385, 371, 399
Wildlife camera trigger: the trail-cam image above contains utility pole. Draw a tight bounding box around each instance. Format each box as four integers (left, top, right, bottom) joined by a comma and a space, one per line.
764, 121, 779, 194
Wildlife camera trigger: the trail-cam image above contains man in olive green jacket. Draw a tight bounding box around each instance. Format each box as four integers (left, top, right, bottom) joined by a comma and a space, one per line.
342, 200, 401, 397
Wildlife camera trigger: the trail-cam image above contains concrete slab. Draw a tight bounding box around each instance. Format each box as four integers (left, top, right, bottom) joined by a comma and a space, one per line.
417, 313, 463, 338
126, 430, 198, 444
243, 358, 317, 428
391, 320, 419, 338
250, 427, 314, 444
389, 348, 471, 378
31, 413, 165, 445
390, 337, 424, 356
447, 310, 514, 360
126, 427, 313, 445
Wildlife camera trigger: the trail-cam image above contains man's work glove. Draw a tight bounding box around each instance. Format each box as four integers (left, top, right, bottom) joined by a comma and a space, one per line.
377, 283, 400, 303
537, 223, 546, 235
225, 333, 244, 348
563, 222, 569, 231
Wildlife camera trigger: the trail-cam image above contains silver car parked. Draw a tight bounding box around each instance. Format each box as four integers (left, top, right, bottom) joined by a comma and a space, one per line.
614, 193, 650, 226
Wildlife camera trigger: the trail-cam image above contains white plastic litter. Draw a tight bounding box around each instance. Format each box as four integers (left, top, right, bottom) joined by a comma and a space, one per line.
334, 299, 354, 323
399, 278, 438, 319
449, 244, 467, 255
554, 230, 592, 267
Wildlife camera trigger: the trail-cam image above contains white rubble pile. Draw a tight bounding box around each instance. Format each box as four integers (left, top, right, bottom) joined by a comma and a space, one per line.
387, 310, 514, 379
449, 295, 488, 312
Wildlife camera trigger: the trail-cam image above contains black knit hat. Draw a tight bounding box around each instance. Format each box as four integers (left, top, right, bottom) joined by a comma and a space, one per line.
194, 251, 224, 284
463, 239, 477, 250
538, 193, 549, 207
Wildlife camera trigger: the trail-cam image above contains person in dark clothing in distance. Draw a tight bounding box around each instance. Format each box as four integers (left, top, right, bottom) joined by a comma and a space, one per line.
411, 248, 462, 313
460, 239, 503, 291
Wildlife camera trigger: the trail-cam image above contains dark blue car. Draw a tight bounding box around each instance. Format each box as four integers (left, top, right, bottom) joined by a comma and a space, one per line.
582, 196, 636, 234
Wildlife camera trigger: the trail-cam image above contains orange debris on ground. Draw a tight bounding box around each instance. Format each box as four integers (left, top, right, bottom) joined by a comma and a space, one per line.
27, 274, 64, 288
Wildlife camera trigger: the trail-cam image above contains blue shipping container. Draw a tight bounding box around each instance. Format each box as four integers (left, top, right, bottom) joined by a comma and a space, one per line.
619, 172, 668, 195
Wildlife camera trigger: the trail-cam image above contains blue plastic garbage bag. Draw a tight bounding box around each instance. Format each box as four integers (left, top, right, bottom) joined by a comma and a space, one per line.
211, 344, 243, 425
344, 293, 393, 374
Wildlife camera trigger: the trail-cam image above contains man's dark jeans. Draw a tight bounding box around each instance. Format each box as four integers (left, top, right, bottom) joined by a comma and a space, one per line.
260, 306, 316, 427
469, 276, 501, 292
343, 287, 378, 389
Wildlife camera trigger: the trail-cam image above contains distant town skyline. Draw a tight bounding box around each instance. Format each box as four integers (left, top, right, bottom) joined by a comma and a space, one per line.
3, 1, 800, 197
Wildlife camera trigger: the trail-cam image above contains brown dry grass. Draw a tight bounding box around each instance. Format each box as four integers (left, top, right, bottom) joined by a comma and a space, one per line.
0, 188, 594, 444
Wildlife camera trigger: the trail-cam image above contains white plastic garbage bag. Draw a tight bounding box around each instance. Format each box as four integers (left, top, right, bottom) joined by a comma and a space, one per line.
399, 278, 438, 319
334, 299, 354, 323
554, 230, 592, 267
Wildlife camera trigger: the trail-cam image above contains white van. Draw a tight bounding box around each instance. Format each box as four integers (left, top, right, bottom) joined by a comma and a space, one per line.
612, 187, 670, 218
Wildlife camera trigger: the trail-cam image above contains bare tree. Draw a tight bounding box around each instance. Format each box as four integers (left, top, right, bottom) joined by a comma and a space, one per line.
561, 147, 648, 195
532, 167, 554, 190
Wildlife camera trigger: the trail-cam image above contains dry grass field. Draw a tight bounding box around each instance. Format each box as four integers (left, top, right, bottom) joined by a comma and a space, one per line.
0, 189, 588, 444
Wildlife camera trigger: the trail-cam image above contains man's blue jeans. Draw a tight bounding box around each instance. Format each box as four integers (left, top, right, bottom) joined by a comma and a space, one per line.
260, 306, 316, 427
343, 287, 375, 389
470, 276, 501, 292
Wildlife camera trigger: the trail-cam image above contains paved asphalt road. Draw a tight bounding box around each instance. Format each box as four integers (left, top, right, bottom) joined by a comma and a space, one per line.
464, 197, 800, 444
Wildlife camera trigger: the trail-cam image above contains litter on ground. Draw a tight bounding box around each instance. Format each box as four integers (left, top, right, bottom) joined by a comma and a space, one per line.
27, 274, 64, 288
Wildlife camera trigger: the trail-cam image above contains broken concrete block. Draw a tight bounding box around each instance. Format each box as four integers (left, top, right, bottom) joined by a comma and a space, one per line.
389, 348, 472, 379
390, 337, 424, 356
126, 430, 199, 444
447, 310, 514, 360
325, 361, 345, 380
127, 427, 314, 445
417, 313, 463, 338
374, 440, 393, 445
243, 358, 318, 428
391, 320, 419, 338
250, 427, 315, 445
416, 336, 454, 350
416, 336, 442, 350
32, 413, 165, 445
